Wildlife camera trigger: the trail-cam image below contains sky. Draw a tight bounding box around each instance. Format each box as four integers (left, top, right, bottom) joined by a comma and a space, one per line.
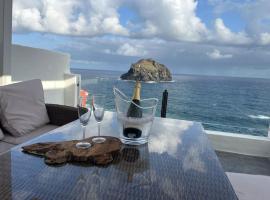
12, 0, 270, 78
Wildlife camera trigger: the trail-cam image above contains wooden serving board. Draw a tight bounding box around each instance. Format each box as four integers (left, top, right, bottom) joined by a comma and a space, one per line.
22, 136, 122, 165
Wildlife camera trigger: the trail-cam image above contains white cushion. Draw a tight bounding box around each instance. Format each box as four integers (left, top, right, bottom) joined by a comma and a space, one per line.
0, 128, 4, 140
0, 79, 50, 137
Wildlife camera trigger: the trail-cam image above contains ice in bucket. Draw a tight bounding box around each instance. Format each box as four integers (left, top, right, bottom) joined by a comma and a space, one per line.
114, 87, 158, 145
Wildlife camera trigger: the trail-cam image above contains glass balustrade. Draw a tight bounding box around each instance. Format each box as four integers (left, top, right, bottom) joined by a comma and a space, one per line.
74, 69, 270, 137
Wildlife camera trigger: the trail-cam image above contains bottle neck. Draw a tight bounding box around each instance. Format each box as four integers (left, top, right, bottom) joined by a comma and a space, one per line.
132, 81, 141, 101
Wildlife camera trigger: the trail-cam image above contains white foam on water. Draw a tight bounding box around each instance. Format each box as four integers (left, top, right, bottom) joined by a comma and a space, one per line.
160, 80, 176, 83
117, 79, 175, 83
248, 115, 270, 120
145, 81, 156, 84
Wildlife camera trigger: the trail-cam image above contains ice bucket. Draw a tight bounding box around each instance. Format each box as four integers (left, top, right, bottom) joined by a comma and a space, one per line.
114, 87, 158, 145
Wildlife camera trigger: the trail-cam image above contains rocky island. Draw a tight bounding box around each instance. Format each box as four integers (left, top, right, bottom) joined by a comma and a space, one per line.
120, 59, 172, 82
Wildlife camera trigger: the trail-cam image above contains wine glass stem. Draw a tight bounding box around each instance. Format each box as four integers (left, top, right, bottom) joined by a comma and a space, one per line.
82, 126, 86, 139
98, 122, 101, 137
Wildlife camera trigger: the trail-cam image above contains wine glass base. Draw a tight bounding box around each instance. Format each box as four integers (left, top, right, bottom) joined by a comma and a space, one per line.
92, 137, 106, 143
76, 142, 91, 149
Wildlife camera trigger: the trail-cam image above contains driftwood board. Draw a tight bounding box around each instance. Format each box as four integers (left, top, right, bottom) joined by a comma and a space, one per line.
22, 136, 122, 165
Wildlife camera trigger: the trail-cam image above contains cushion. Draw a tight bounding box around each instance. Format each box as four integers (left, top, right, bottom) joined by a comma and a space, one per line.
0, 79, 50, 137
227, 172, 270, 200
0, 128, 4, 140
0, 141, 15, 154
2, 124, 58, 145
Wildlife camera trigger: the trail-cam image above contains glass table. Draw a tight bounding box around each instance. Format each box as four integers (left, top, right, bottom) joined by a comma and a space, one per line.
0, 112, 237, 200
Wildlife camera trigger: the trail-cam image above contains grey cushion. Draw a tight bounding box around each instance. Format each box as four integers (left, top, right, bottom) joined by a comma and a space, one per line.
2, 124, 58, 145
0, 141, 15, 154
0, 79, 50, 137
227, 172, 270, 200
0, 128, 3, 140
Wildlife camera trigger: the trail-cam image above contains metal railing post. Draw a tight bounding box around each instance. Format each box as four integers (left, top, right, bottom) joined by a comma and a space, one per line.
268, 121, 270, 138
161, 89, 168, 118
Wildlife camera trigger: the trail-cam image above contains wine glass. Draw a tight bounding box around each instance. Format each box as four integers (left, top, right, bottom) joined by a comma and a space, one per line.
92, 94, 106, 143
76, 96, 92, 149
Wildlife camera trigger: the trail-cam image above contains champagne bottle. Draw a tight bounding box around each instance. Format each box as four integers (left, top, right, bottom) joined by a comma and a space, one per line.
124, 81, 142, 138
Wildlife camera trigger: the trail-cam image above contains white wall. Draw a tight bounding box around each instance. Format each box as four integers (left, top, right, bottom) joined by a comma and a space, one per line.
206, 130, 270, 157
11, 44, 80, 106
64, 73, 80, 106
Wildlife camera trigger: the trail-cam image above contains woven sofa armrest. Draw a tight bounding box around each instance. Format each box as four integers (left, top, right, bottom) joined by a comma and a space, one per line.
45, 104, 83, 126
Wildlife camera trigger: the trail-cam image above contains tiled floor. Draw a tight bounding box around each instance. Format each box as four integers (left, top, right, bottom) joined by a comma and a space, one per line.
216, 151, 270, 176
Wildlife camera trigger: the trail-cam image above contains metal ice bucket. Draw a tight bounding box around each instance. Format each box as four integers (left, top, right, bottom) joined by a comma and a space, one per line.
113, 87, 158, 145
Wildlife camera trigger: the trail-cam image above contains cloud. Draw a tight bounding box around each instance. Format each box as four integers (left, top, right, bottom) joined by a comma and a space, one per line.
207, 49, 233, 59
12, 0, 208, 42
13, 0, 270, 48
13, 0, 270, 47
209, 0, 270, 44
52, 35, 270, 78
12, 7, 44, 32
12, 0, 129, 36
213, 18, 251, 45
133, 0, 208, 42
116, 43, 147, 57
11, 0, 270, 78
260, 32, 270, 45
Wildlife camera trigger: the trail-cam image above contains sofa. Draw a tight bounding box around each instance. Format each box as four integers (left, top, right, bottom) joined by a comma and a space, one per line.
0, 79, 81, 154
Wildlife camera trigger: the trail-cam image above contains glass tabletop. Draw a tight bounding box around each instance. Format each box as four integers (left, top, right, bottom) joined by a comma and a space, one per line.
0, 112, 237, 200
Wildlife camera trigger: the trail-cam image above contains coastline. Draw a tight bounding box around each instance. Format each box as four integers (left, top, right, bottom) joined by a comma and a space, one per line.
117, 78, 176, 83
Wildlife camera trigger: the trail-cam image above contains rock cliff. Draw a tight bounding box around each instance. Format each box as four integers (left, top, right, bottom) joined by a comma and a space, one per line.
120, 59, 172, 82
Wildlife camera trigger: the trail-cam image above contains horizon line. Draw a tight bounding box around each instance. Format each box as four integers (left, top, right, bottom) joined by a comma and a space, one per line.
70, 68, 270, 80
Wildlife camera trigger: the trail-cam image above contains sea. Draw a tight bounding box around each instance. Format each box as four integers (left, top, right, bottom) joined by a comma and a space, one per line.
72, 69, 270, 137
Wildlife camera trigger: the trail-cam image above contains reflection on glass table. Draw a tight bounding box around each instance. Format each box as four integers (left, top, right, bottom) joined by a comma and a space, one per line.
0, 111, 237, 200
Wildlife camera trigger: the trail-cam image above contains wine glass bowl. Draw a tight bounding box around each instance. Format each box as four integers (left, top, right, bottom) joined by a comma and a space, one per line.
93, 107, 105, 122
78, 106, 91, 126
92, 94, 106, 143
76, 96, 92, 149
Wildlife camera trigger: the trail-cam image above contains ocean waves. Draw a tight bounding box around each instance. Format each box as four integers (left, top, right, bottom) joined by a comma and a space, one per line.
248, 115, 270, 120
74, 68, 270, 137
